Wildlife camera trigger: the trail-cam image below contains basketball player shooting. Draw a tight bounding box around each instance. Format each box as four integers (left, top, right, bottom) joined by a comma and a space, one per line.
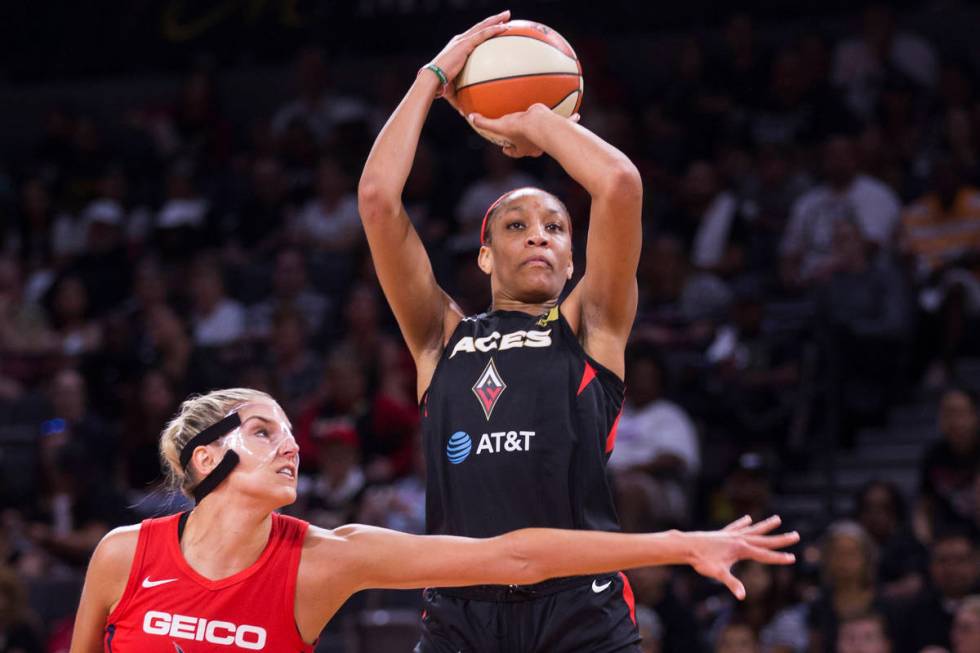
358, 10, 799, 653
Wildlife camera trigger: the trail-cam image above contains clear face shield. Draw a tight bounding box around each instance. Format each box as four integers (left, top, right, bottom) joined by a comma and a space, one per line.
180, 400, 299, 503
217, 401, 299, 470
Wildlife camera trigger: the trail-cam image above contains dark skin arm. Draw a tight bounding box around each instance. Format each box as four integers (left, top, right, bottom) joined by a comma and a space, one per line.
470, 106, 642, 379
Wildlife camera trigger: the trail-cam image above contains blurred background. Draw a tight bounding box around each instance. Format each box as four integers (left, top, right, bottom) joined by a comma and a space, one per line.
2, 1, 980, 651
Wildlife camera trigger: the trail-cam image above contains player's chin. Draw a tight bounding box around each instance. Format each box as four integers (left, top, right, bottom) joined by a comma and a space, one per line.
517, 274, 565, 302
270, 485, 297, 508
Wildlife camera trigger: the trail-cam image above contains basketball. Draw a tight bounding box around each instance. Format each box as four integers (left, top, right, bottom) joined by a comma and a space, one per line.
455, 20, 583, 127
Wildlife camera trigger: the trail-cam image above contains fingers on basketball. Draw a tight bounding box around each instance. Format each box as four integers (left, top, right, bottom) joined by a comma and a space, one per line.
464, 10, 511, 37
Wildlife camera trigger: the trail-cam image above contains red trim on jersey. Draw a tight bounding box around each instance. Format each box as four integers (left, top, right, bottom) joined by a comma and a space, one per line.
618, 572, 637, 625
577, 361, 597, 396
604, 408, 623, 454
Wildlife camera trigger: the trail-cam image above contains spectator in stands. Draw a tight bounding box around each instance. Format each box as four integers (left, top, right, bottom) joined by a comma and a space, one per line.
70, 188, 130, 315
817, 218, 911, 442
611, 343, 699, 529
750, 45, 851, 148
121, 368, 178, 493
715, 621, 761, 653
143, 303, 192, 385
951, 596, 980, 653
187, 254, 245, 347
332, 283, 405, 392
246, 247, 330, 341
21, 438, 131, 573
271, 46, 368, 145
670, 160, 746, 279
0, 255, 54, 354
902, 158, 980, 385
326, 292, 419, 481
9, 178, 62, 278
42, 369, 115, 474
903, 527, 980, 652
635, 605, 664, 653
780, 134, 901, 289
807, 521, 894, 653
357, 430, 426, 534
918, 388, 980, 538
708, 13, 768, 112
294, 349, 369, 472
733, 145, 812, 278
231, 155, 290, 251
153, 161, 212, 261
290, 155, 361, 252
170, 67, 233, 171
635, 235, 731, 349
294, 418, 365, 529
837, 612, 893, 653
708, 559, 808, 653
703, 280, 801, 445
854, 480, 928, 600
267, 308, 322, 420
709, 453, 777, 529
46, 275, 102, 357
627, 565, 704, 653
0, 566, 44, 653
832, 3, 938, 121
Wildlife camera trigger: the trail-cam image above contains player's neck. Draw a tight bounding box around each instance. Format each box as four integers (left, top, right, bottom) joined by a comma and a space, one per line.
179, 498, 274, 580
490, 296, 558, 317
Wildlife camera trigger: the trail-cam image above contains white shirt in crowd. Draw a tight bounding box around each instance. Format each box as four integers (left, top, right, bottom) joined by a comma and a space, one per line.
780, 174, 901, 280
291, 194, 362, 250
692, 191, 739, 269
193, 299, 246, 346
832, 31, 938, 119
608, 399, 701, 475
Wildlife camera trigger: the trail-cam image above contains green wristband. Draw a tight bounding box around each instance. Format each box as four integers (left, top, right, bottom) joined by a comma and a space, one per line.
424, 63, 448, 87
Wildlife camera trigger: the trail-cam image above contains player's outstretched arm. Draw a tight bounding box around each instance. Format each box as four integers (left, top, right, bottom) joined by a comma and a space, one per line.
470, 106, 641, 378
326, 515, 797, 600
357, 12, 508, 373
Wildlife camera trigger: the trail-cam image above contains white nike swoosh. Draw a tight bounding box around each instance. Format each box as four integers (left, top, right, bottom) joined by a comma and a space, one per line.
592, 579, 612, 593
142, 577, 178, 588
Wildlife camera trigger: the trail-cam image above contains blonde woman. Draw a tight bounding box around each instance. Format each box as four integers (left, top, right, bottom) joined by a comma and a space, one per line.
69, 388, 798, 652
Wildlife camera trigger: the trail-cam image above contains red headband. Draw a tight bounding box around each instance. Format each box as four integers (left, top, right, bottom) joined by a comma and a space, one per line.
480, 187, 571, 245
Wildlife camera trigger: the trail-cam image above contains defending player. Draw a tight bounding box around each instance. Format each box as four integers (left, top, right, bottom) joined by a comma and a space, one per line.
69, 389, 797, 652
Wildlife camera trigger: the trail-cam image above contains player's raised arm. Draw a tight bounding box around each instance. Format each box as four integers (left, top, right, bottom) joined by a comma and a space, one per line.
357, 12, 509, 372
324, 515, 797, 600
470, 107, 642, 378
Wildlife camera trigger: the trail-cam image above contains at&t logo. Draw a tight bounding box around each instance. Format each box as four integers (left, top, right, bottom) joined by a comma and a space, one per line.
445, 430, 536, 464
446, 431, 472, 464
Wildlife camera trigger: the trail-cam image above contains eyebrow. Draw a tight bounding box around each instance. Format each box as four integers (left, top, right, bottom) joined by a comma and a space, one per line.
241, 415, 294, 430
502, 206, 562, 217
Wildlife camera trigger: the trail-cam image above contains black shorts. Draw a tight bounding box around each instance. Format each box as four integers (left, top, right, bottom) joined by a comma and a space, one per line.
414, 573, 642, 653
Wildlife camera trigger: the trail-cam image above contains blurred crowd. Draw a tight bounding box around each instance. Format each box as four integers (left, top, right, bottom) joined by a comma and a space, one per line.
3, 3, 980, 652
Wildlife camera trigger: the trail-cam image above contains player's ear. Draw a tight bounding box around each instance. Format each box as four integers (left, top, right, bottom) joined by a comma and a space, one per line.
565, 258, 573, 280
478, 246, 493, 275
191, 446, 217, 478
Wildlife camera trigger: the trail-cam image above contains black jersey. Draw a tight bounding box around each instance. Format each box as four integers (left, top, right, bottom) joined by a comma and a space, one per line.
421, 306, 624, 538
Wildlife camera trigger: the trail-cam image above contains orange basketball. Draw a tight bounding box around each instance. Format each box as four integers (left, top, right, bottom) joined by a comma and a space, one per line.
455, 20, 583, 125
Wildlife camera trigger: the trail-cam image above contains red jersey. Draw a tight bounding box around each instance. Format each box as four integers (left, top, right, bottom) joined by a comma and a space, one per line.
104, 512, 314, 652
